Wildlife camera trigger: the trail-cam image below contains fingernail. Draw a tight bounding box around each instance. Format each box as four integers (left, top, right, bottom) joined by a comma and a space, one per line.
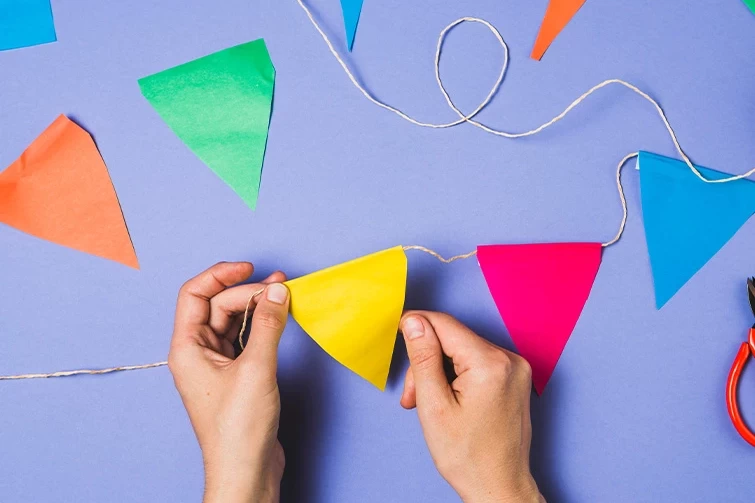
266, 283, 288, 305
402, 316, 425, 340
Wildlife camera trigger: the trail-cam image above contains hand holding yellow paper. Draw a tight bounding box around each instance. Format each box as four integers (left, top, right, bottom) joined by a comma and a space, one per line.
284, 246, 408, 390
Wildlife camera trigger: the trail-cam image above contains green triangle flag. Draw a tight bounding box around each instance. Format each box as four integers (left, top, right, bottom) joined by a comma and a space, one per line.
138, 39, 275, 209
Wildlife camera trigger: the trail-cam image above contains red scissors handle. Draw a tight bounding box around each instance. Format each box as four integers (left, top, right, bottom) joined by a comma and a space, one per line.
726, 329, 755, 446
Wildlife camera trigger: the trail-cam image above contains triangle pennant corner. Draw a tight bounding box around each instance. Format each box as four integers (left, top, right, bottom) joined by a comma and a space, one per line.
477, 242, 602, 394
340, 0, 365, 51
284, 246, 407, 390
638, 151, 755, 309
530, 0, 587, 60
0, 115, 139, 269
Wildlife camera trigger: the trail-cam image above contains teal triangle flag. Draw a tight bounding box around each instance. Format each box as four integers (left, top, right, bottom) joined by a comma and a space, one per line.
340, 0, 364, 51
639, 151, 755, 308
138, 39, 275, 210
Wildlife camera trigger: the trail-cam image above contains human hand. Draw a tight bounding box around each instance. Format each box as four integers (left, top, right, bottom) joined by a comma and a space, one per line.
168, 262, 290, 503
400, 312, 544, 503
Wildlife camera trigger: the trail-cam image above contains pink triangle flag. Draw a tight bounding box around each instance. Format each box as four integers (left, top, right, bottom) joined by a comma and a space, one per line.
477, 243, 602, 394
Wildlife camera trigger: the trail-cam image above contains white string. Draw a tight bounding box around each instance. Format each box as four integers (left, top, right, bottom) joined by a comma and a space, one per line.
296, 0, 755, 185
402, 245, 477, 263
602, 152, 638, 247
0, 361, 167, 381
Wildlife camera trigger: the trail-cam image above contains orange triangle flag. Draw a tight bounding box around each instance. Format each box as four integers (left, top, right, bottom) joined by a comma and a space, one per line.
0, 115, 138, 268
531, 0, 586, 60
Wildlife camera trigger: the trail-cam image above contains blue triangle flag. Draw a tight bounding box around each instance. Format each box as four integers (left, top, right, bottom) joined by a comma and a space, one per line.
340, 0, 364, 51
639, 151, 755, 308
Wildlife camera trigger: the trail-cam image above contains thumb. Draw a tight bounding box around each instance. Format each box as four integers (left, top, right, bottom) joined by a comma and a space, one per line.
239, 283, 290, 376
401, 314, 454, 408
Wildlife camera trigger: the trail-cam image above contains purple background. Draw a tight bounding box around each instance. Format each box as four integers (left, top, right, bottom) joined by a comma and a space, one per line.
1, 0, 754, 501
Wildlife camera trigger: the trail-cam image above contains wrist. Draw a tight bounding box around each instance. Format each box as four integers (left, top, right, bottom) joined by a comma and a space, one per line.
203, 482, 254, 503
203, 461, 279, 503
204, 474, 280, 503
460, 473, 543, 503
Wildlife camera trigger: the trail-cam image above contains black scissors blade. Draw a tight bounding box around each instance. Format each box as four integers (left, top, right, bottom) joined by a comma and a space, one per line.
748, 277, 755, 323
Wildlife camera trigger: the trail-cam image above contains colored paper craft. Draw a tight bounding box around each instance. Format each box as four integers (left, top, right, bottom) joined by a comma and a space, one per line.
478, 243, 602, 394
340, 0, 364, 51
639, 151, 755, 308
0, 0, 56, 51
530, 0, 586, 60
0, 115, 138, 268
285, 246, 407, 390
744, 0, 755, 15
138, 39, 275, 210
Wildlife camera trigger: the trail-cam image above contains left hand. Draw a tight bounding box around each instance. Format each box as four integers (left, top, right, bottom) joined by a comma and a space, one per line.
168, 262, 290, 503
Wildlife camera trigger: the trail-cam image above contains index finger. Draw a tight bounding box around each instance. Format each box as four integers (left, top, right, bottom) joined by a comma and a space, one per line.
208, 271, 287, 339
173, 262, 254, 340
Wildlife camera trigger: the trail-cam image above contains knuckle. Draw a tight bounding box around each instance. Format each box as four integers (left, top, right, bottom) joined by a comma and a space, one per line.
432, 312, 458, 327
514, 354, 533, 380
255, 309, 286, 332
410, 347, 439, 371
178, 279, 206, 301
479, 350, 532, 387
167, 347, 187, 376
177, 280, 193, 299
434, 455, 459, 477
485, 350, 514, 381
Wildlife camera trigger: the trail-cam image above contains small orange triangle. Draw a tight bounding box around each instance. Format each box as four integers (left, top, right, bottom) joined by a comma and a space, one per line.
531, 0, 586, 61
0, 115, 139, 269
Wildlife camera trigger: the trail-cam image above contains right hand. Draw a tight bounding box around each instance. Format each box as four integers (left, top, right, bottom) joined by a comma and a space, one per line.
399, 311, 544, 503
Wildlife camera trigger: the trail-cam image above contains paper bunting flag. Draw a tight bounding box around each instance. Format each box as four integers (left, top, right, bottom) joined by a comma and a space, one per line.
639, 151, 755, 308
531, 0, 586, 60
0, 115, 139, 268
340, 0, 364, 51
478, 243, 602, 394
744, 0, 755, 15
138, 39, 275, 210
0, 0, 56, 51
285, 246, 407, 390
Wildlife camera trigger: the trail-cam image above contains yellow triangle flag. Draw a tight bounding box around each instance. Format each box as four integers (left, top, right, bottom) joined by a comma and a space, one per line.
284, 246, 408, 390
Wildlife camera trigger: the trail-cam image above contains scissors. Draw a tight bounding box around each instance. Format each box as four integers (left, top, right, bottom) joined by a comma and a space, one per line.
726, 277, 755, 446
